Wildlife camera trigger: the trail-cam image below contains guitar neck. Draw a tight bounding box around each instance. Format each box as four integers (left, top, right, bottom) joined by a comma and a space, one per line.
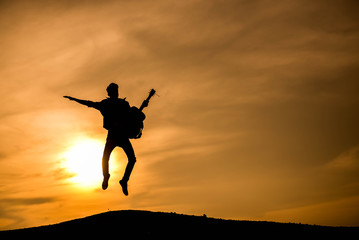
139, 99, 149, 111
139, 89, 156, 111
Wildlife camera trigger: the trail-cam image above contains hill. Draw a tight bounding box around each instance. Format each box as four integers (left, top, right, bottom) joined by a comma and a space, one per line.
1, 210, 358, 238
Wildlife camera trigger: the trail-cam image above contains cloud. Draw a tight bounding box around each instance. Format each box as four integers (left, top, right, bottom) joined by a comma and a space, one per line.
261, 195, 359, 226
327, 145, 359, 170
0, 196, 59, 230
52, 165, 77, 181
0, 197, 57, 206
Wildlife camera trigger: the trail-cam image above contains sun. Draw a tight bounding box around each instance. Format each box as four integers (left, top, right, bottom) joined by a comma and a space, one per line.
61, 139, 104, 189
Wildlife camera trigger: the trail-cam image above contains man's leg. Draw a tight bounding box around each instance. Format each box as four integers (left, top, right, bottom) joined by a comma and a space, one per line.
119, 139, 136, 195
102, 138, 116, 190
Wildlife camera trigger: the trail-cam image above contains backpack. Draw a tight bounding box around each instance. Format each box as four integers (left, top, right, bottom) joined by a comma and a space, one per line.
127, 107, 146, 139
126, 89, 156, 139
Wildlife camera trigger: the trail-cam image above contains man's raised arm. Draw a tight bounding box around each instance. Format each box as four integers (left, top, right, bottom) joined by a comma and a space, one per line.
63, 96, 97, 108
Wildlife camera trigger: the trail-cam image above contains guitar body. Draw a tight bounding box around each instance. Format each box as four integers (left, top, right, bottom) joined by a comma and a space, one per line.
126, 89, 156, 139
127, 106, 146, 139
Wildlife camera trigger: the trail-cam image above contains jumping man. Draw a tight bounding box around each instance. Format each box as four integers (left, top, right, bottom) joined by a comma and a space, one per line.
64, 83, 135, 196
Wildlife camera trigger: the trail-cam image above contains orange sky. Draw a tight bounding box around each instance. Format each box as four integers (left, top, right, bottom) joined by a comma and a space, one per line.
1, 0, 359, 229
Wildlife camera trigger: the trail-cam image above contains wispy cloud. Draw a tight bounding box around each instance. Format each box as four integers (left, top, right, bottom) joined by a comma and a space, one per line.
0, 196, 59, 230
0, 197, 58, 206
327, 145, 359, 170
261, 195, 359, 226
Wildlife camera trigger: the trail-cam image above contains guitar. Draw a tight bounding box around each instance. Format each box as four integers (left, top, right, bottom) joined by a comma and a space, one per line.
127, 89, 156, 139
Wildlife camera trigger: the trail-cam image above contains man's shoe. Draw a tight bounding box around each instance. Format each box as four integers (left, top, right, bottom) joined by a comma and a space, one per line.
102, 174, 110, 190
119, 179, 128, 196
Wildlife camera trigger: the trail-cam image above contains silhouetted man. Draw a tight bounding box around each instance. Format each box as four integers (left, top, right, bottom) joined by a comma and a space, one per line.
64, 83, 135, 196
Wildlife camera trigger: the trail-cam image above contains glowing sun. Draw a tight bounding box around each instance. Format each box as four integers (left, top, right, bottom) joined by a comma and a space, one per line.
62, 139, 104, 188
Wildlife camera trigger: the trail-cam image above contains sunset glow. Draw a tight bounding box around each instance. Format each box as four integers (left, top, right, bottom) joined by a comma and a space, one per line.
60, 139, 104, 189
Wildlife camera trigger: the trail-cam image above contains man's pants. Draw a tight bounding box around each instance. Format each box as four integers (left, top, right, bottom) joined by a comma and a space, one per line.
102, 133, 136, 182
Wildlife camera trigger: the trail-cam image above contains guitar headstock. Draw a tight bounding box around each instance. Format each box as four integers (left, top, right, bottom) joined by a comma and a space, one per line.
149, 89, 156, 98
139, 89, 157, 111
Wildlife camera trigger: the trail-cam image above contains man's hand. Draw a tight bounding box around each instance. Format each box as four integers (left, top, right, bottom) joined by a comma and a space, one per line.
63, 96, 75, 101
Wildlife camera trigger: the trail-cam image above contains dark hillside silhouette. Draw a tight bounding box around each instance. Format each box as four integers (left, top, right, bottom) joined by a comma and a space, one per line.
1, 210, 358, 238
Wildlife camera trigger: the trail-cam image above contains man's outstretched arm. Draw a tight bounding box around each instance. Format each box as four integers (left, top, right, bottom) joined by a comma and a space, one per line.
63, 96, 97, 108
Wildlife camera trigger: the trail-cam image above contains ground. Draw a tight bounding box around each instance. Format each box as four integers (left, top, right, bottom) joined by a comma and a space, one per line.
1, 210, 357, 238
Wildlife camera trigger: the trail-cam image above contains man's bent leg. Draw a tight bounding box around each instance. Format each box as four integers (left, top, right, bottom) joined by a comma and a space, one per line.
121, 139, 136, 182
119, 139, 136, 195
102, 139, 116, 190
122, 160, 135, 182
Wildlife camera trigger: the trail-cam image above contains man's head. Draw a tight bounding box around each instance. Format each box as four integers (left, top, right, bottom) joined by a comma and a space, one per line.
106, 83, 119, 98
